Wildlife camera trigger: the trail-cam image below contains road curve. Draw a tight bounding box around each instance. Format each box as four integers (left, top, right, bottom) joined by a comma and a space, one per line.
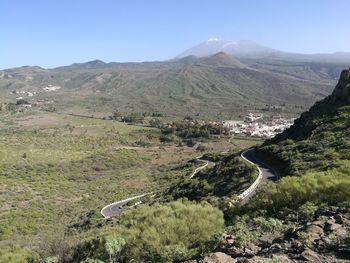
100, 193, 152, 218
101, 157, 210, 218
239, 148, 279, 201
190, 156, 210, 178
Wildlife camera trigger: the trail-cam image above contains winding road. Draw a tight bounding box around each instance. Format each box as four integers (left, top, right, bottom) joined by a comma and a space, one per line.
100, 193, 152, 218
100, 148, 278, 218
190, 156, 211, 178
100, 157, 211, 218
239, 148, 279, 200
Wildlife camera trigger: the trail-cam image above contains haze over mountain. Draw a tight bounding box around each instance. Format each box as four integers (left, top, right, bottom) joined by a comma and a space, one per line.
177, 39, 277, 59
177, 39, 350, 63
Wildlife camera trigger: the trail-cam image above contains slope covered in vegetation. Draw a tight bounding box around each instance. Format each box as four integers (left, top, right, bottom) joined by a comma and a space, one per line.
256, 68, 350, 176
162, 154, 257, 204
217, 69, 350, 262
1, 54, 344, 119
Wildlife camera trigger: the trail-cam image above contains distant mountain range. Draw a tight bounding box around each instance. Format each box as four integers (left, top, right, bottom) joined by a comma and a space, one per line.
177, 39, 350, 63
1, 41, 350, 118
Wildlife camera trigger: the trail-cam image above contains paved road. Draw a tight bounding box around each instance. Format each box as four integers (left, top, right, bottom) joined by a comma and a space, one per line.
190, 156, 212, 178
101, 149, 278, 218
101, 157, 211, 218
240, 148, 279, 201
100, 193, 151, 218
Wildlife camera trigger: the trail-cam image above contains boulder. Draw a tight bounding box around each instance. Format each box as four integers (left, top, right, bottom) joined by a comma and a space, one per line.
305, 225, 324, 240
243, 242, 260, 256
201, 252, 236, 263
257, 233, 275, 248
301, 248, 321, 262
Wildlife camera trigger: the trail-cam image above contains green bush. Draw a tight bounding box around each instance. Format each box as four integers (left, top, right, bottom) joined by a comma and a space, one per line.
298, 202, 317, 222
117, 200, 224, 262
248, 167, 350, 213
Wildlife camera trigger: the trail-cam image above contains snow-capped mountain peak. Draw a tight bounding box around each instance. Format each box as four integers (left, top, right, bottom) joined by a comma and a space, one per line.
177, 39, 276, 58
206, 37, 221, 43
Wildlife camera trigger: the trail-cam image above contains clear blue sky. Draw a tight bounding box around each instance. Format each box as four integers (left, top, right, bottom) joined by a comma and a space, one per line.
1, 0, 349, 69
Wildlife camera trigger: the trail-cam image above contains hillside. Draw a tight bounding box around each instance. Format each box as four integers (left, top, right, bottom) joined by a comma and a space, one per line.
256, 68, 350, 176
0, 54, 347, 118
218, 69, 350, 261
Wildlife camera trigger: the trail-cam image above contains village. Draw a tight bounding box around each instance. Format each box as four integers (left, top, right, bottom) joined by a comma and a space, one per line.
172, 112, 295, 139
222, 112, 295, 138
9, 84, 62, 109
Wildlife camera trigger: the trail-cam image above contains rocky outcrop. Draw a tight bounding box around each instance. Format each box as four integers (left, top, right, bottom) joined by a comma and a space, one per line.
186, 206, 350, 262
330, 68, 350, 103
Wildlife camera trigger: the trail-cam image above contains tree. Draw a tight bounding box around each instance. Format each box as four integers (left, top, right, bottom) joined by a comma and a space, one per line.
149, 118, 162, 128
105, 237, 125, 263
122, 113, 144, 123
110, 110, 122, 120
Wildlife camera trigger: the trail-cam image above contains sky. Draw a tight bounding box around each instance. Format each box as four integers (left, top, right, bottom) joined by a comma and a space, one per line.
1, 0, 349, 69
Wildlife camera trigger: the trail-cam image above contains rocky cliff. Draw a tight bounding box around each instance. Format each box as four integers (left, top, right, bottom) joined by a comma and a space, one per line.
330, 68, 350, 104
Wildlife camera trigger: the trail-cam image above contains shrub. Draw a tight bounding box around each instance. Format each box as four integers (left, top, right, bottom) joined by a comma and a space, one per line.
248, 167, 350, 213
298, 202, 317, 222
118, 200, 224, 262
105, 237, 125, 263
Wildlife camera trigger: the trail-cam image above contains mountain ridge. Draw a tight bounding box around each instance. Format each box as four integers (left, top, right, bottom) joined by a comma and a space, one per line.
0, 54, 347, 118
